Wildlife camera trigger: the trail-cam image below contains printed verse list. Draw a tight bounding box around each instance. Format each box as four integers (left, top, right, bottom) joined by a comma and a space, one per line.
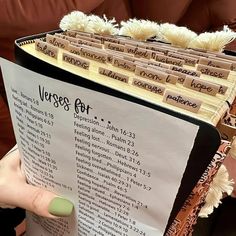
1, 59, 198, 236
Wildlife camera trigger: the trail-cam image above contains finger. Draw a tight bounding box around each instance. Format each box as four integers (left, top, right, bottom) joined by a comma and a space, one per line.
2, 182, 74, 218
0, 149, 74, 218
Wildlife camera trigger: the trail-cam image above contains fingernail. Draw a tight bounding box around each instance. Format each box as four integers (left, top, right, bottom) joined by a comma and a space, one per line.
48, 197, 73, 217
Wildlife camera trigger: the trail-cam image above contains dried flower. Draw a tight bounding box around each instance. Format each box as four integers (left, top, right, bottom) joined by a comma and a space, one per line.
189, 26, 236, 52
87, 15, 119, 35
199, 165, 234, 218
159, 23, 197, 48
59, 11, 90, 31
119, 19, 159, 41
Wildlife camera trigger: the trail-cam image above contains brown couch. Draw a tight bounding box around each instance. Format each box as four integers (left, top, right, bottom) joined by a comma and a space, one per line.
0, 0, 236, 157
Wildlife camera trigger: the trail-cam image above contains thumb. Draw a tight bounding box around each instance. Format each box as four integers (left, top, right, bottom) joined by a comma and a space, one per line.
0, 148, 74, 218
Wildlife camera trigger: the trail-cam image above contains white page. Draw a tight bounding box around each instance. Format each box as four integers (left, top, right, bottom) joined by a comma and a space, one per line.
1, 58, 198, 236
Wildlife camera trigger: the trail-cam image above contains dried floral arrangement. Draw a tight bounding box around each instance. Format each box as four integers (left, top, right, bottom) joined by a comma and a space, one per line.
60, 11, 236, 52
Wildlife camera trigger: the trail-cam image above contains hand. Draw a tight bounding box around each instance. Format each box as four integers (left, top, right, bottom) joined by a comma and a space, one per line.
0, 147, 73, 218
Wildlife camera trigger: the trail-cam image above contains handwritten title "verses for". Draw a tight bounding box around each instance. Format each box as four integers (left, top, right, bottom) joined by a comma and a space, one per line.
38, 85, 92, 114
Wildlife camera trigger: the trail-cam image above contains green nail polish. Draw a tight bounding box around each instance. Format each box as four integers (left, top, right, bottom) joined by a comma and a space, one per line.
48, 197, 73, 217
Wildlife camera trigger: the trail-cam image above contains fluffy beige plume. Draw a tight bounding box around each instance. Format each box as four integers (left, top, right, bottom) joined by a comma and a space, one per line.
87, 15, 119, 35
189, 26, 236, 52
159, 23, 197, 48
199, 164, 234, 218
119, 19, 159, 41
59, 11, 90, 31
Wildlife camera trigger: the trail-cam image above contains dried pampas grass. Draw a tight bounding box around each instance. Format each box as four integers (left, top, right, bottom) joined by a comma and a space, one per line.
60, 11, 235, 52
60, 12, 118, 36
87, 15, 119, 35
59, 11, 90, 31
119, 19, 159, 41
189, 26, 236, 52
159, 23, 197, 48
199, 164, 234, 218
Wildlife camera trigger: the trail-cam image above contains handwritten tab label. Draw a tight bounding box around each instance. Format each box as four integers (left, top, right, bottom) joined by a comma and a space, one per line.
169, 70, 186, 84
64, 30, 78, 37
55, 33, 79, 44
163, 90, 202, 113
35, 39, 58, 59
106, 49, 130, 64
218, 84, 228, 95
167, 52, 198, 66
46, 34, 69, 50
146, 66, 178, 84
76, 34, 101, 44
183, 76, 219, 96
98, 67, 129, 83
104, 42, 125, 52
66, 30, 92, 37
132, 78, 165, 95
76, 38, 102, 48
68, 44, 81, 55
148, 61, 170, 69
123, 55, 135, 62
170, 65, 201, 77
215, 53, 236, 62
112, 57, 136, 72
135, 66, 167, 84
76, 31, 93, 37
146, 45, 169, 55
188, 49, 209, 57
102, 36, 120, 44
80, 47, 107, 63
196, 64, 230, 79
134, 57, 150, 65
92, 34, 104, 41
62, 52, 90, 70
199, 57, 232, 70
177, 49, 208, 58
210, 56, 236, 71
176, 50, 201, 61
125, 45, 152, 59
155, 54, 184, 66
106, 52, 114, 63
119, 38, 146, 48
165, 74, 178, 84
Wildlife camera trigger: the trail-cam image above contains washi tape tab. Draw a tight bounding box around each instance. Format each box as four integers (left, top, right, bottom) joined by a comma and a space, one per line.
199, 57, 232, 70
155, 54, 184, 66
163, 90, 202, 113
76, 34, 101, 44
167, 52, 198, 66
46, 34, 69, 50
112, 57, 136, 72
80, 47, 107, 63
135, 66, 167, 83
132, 78, 165, 95
35, 39, 58, 59
98, 67, 129, 83
104, 42, 125, 52
183, 76, 219, 96
124, 45, 152, 59
76, 39, 103, 48
55, 33, 79, 44
170, 65, 201, 77
68, 44, 81, 55
62, 52, 90, 70
196, 64, 230, 79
